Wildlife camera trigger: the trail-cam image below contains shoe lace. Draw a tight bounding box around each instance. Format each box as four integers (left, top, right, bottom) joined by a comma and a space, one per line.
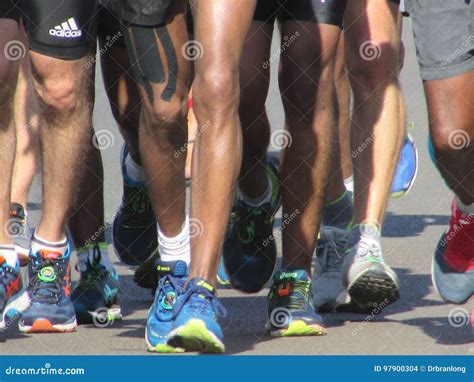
155, 274, 185, 317
317, 234, 346, 272
171, 286, 227, 320
270, 279, 310, 311
29, 261, 62, 304
354, 240, 382, 262
74, 245, 108, 292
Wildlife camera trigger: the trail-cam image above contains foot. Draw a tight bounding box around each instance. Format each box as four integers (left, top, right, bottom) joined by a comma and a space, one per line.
145, 259, 187, 353
266, 270, 326, 337
168, 278, 226, 353
342, 237, 399, 313
223, 161, 281, 293
8, 203, 32, 266
0, 258, 29, 330
391, 132, 418, 198
19, 246, 76, 333
72, 243, 121, 325
313, 227, 349, 312
432, 200, 474, 304
113, 145, 157, 266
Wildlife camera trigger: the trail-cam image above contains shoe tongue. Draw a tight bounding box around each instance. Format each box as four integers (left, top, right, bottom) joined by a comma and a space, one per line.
38, 250, 62, 261
188, 277, 215, 295
277, 269, 309, 282
156, 260, 187, 278
10, 203, 26, 219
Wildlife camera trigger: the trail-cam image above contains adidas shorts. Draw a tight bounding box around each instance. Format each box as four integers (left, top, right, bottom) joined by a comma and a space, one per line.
253, 0, 347, 27
104, 0, 172, 27
22, 0, 98, 60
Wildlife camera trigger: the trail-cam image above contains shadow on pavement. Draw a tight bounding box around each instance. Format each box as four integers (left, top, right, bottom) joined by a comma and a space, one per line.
382, 213, 449, 238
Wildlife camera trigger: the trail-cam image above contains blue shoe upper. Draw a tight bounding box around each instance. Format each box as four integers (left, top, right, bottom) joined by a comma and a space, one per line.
0, 259, 22, 315
391, 133, 418, 196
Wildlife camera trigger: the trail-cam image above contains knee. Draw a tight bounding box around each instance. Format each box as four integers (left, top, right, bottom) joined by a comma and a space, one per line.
193, 67, 239, 118
143, 96, 185, 130
431, 123, 472, 153
37, 78, 81, 118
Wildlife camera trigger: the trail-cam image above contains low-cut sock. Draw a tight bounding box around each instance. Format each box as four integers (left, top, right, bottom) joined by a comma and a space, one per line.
0, 245, 18, 268
344, 176, 354, 193
456, 196, 474, 215
323, 191, 354, 229
77, 242, 115, 274
31, 232, 68, 257
347, 223, 382, 249
238, 174, 272, 207
158, 217, 191, 265
124, 150, 146, 183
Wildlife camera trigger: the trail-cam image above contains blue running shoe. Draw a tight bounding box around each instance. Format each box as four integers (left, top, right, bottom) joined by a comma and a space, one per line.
0, 256, 29, 330
19, 245, 76, 333
391, 132, 418, 198
223, 160, 281, 293
169, 278, 227, 353
216, 258, 231, 287
146, 259, 187, 353
266, 269, 326, 337
113, 145, 157, 266
72, 243, 121, 325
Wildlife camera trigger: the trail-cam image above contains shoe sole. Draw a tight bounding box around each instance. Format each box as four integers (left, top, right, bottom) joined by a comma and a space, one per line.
169, 319, 225, 354
0, 291, 30, 330
345, 269, 399, 314
145, 327, 184, 353
19, 318, 77, 333
269, 320, 327, 337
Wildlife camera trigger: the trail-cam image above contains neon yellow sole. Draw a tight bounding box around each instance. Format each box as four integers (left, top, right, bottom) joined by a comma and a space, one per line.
271, 320, 327, 337
172, 319, 225, 354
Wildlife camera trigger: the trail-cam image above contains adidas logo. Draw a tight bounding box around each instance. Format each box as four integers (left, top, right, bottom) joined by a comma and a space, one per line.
49, 18, 82, 38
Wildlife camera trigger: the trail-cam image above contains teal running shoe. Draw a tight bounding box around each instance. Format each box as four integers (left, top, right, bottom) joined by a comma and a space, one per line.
146, 259, 187, 353
169, 278, 227, 353
266, 269, 326, 337
223, 160, 281, 293
72, 243, 121, 325
217, 258, 231, 287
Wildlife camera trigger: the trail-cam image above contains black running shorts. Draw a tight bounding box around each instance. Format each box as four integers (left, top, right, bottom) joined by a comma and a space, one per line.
0, 0, 21, 22
104, 0, 172, 27
253, 0, 347, 27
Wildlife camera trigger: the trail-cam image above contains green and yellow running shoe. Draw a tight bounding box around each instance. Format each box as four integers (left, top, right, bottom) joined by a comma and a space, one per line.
266, 269, 326, 337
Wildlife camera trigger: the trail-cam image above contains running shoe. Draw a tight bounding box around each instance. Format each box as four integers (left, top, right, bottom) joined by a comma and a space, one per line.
19, 245, 76, 332
168, 278, 227, 353
342, 237, 399, 313
432, 200, 474, 304
113, 145, 157, 266
223, 161, 281, 293
312, 227, 349, 312
266, 269, 326, 337
391, 132, 418, 198
72, 243, 121, 325
146, 259, 187, 353
0, 257, 29, 330
134, 248, 160, 291
8, 203, 31, 266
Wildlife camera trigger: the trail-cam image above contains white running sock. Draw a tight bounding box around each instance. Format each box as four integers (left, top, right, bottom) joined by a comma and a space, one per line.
0, 245, 18, 268
31, 232, 68, 257
238, 175, 272, 207
456, 196, 474, 215
124, 152, 146, 183
344, 176, 354, 193
158, 218, 191, 265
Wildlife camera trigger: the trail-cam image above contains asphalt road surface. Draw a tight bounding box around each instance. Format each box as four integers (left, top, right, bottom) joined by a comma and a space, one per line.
2, 19, 473, 355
